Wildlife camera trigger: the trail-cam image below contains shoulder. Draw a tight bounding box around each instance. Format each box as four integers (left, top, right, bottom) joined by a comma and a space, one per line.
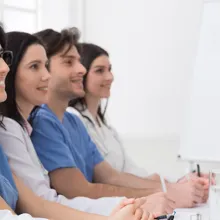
0, 117, 24, 135
32, 106, 60, 129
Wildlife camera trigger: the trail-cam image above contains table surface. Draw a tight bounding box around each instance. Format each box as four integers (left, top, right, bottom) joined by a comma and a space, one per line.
174, 204, 209, 220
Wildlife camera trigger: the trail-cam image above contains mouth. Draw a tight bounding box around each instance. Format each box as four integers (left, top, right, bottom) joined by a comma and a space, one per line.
101, 84, 111, 89
71, 78, 83, 83
37, 87, 48, 91
0, 79, 5, 88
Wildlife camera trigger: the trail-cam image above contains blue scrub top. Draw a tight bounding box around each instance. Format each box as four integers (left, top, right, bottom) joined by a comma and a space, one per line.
31, 104, 103, 182
0, 145, 18, 210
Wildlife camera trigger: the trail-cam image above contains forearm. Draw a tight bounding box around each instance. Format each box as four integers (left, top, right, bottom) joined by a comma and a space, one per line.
104, 172, 162, 193
62, 182, 160, 199
39, 200, 107, 220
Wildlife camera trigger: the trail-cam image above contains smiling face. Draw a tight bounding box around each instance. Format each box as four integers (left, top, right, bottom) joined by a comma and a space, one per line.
85, 55, 113, 99
0, 44, 10, 102
15, 43, 50, 106
48, 44, 86, 100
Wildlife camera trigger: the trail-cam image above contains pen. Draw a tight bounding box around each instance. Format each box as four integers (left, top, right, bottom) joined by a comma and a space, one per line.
197, 164, 201, 177
154, 215, 167, 219
154, 211, 176, 220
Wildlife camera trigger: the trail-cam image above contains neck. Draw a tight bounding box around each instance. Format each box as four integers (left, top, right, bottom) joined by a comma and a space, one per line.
47, 90, 69, 122
85, 94, 100, 120
16, 98, 34, 121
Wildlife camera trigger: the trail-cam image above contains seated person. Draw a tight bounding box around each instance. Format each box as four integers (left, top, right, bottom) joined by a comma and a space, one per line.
30, 28, 207, 209
67, 43, 149, 177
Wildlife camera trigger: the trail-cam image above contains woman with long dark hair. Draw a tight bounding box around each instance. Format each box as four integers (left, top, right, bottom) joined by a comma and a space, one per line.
67, 43, 148, 177
0, 23, 49, 220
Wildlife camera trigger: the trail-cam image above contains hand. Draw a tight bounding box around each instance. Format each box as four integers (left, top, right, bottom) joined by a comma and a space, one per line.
168, 178, 208, 208
111, 198, 146, 215
178, 173, 210, 203
109, 204, 154, 220
141, 192, 175, 216
177, 172, 209, 184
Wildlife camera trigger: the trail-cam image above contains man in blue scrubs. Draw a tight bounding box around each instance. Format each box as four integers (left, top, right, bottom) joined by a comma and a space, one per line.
31, 28, 208, 210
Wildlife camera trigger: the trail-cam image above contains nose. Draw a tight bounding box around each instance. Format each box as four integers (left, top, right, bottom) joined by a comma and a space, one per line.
0, 58, 10, 76
78, 62, 87, 76
41, 67, 51, 81
106, 71, 114, 82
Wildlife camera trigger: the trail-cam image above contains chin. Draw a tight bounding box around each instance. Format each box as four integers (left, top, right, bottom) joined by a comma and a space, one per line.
101, 92, 110, 99
0, 93, 7, 103
74, 90, 85, 98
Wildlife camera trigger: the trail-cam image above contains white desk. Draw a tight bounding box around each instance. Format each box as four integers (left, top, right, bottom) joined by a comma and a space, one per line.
175, 204, 209, 220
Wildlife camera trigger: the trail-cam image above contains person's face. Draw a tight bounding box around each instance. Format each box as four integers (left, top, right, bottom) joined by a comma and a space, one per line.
15, 44, 50, 106
0, 44, 10, 102
49, 44, 86, 100
85, 55, 113, 99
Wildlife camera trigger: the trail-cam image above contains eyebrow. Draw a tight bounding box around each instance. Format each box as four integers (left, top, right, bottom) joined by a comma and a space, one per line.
62, 55, 80, 60
27, 59, 45, 65
94, 65, 111, 69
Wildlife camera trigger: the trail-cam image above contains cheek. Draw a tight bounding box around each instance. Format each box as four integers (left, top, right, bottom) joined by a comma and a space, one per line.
86, 77, 101, 94
16, 75, 38, 100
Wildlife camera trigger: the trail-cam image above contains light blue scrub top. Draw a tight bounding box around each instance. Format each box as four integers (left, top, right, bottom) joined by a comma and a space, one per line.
31, 104, 104, 182
0, 144, 18, 210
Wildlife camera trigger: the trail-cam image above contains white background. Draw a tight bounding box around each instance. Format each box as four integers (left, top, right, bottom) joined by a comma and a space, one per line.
1, 0, 219, 177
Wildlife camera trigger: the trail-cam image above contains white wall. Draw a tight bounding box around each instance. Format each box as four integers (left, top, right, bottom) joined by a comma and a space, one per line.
39, 0, 83, 32
84, 0, 204, 140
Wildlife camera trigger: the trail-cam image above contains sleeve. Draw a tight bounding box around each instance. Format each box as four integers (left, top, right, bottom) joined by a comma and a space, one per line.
0, 210, 47, 220
31, 115, 76, 172
0, 120, 60, 201
75, 116, 104, 167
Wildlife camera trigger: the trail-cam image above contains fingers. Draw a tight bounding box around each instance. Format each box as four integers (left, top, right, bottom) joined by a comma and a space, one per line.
110, 198, 135, 215
134, 208, 144, 220
168, 198, 176, 210
140, 211, 151, 220
134, 197, 147, 210
147, 214, 155, 220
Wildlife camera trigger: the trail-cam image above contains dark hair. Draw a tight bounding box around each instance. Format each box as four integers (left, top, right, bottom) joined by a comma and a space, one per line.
0, 24, 6, 50
0, 31, 44, 128
0, 23, 6, 128
68, 43, 109, 125
34, 27, 80, 59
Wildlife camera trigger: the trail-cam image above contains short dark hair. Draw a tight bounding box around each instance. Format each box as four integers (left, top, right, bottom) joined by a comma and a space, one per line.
34, 27, 80, 59
68, 43, 109, 125
0, 31, 44, 129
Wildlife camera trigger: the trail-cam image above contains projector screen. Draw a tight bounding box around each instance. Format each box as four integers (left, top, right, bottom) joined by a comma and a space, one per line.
179, 1, 220, 162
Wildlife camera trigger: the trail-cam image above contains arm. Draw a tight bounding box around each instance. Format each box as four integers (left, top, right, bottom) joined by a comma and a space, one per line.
49, 167, 159, 199
31, 114, 159, 199
0, 197, 47, 220
13, 175, 107, 220
94, 161, 162, 192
